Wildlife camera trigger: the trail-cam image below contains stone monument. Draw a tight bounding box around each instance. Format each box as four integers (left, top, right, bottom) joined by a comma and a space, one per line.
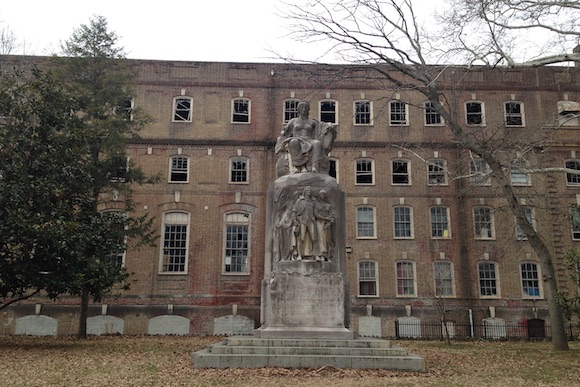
191, 100, 425, 371
255, 100, 353, 339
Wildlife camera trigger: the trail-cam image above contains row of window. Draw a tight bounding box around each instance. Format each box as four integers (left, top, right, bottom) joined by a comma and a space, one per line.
157, 206, 580, 275
170, 96, 543, 127
356, 205, 580, 241
358, 260, 543, 299
165, 154, 580, 188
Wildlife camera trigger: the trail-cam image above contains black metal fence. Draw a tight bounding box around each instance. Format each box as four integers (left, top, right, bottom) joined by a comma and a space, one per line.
394, 320, 579, 341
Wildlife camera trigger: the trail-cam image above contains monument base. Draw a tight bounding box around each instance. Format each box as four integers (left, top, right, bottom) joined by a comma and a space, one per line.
255, 326, 354, 339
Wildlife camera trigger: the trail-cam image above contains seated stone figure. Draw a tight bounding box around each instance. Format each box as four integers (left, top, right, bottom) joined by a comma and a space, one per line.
275, 101, 337, 177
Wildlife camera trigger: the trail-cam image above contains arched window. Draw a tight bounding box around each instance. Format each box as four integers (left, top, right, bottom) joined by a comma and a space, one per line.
356, 206, 376, 239
223, 212, 250, 274
172, 96, 192, 122
159, 212, 190, 273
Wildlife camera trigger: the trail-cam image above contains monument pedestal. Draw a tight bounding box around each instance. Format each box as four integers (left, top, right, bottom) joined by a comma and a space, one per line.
256, 260, 354, 339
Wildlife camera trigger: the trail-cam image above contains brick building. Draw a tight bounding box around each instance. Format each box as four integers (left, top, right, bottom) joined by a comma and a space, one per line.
2, 56, 579, 337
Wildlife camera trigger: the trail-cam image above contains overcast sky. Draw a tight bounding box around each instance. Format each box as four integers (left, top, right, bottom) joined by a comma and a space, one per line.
1, 0, 310, 62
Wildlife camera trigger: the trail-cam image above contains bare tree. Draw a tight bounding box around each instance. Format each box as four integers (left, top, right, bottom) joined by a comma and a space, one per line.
0, 23, 17, 55
281, 0, 580, 350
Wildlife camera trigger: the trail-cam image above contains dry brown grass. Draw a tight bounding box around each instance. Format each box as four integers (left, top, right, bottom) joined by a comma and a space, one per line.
0, 335, 578, 387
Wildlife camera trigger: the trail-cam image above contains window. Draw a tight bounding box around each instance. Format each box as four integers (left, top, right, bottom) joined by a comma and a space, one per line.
478, 262, 499, 297
557, 100, 580, 127
102, 211, 127, 269
470, 159, 491, 186
284, 99, 300, 123
571, 208, 580, 240
232, 98, 250, 123
358, 261, 378, 296
224, 213, 250, 274
505, 101, 524, 126
357, 206, 376, 238
465, 101, 484, 125
428, 159, 447, 185
110, 155, 129, 183
392, 159, 410, 185
510, 160, 530, 186
394, 206, 413, 239
434, 261, 454, 297
354, 100, 372, 125
565, 160, 580, 186
320, 100, 337, 124
230, 157, 248, 183
430, 207, 450, 238
169, 156, 189, 183
355, 159, 374, 185
389, 101, 408, 125
396, 261, 416, 296
115, 98, 133, 121
329, 159, 338, 181
516, 207, 534, 240
173, 97, 192, 122
160, 212, 189, 273
424, 101, 443, 126
520, 262, 541, 298
473, 207, 494, 239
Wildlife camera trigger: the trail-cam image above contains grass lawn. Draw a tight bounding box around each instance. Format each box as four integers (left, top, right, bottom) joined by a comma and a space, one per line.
0, 336, 578, 386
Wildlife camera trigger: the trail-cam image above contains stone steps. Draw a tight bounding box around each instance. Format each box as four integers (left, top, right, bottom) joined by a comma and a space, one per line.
191, 337, 425, 371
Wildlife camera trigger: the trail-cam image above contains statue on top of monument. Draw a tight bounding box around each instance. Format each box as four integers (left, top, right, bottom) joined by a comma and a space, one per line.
275, 101, 337, 177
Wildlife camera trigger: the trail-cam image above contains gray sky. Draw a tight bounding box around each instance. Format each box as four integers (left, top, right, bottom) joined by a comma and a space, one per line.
1, 0, 307, 62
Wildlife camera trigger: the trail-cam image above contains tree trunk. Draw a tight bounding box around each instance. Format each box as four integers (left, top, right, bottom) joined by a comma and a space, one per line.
77, 289, 89, 339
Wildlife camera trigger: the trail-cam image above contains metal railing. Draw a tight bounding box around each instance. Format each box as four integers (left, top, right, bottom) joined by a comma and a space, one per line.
394, 320, 578, 340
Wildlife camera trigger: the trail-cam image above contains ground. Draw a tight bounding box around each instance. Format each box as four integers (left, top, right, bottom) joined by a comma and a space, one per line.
0, 336, 578, 386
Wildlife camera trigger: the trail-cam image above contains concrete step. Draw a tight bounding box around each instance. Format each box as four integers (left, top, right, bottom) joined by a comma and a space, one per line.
191, 337, 425, 371
210, 344, 410, 357
225, 337, 393, 348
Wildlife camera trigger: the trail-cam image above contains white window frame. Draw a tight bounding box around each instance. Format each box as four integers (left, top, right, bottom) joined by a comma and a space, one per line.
169, 155, 189, 183
565, 160, 580, 186
478, 261, 500, 298
393, 206, 414, 239
355, 158, 375, 185
356, 206, 376, 239
470, 159, 491, 186
354, 100, 373, 126
101, 210, 128, 269
223, 212, 251, 275
465, 101, 485, 126
159, 211, 190, 274
172, 96, 192, 122
510, 160, 531, 186
434, 261, 455, 297
115, 97, 134, 121
396, 260, 417, 297
358, 260, 379, 297
520, 262, 543, 299
473, 206, 495, 240
392, 159, 411, 185
424, 100, 444, 126
430, 206, 451, 238
504, 101, 525, 127
319, 99, 338, 124
283, 99, 300, 123
231, 98, 251, 123
229, 157, 249, 184
328, 158, 339, 182
571, 207, 580, 241
389, 100, 409, 126
427, 159, 447, 186
515, 207, 535, 241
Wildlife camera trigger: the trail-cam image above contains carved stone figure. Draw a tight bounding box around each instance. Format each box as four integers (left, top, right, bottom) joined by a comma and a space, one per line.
291, 186, 318, 260
314, 190, 335, 261
275, 101, 337, 176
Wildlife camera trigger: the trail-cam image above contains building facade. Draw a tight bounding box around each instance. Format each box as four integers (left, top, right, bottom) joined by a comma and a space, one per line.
2, 57, 579, 337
